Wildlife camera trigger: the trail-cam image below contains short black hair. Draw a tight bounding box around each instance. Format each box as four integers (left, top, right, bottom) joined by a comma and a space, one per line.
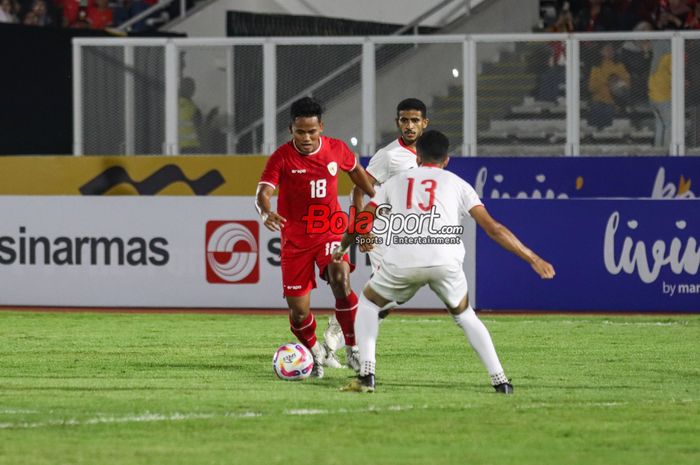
416, 130, 449, 163
396, 98, 427, 118
290, 97, 324, 122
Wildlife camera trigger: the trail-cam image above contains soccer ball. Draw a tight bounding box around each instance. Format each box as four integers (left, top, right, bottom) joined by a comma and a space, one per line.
272, 343, 314, 380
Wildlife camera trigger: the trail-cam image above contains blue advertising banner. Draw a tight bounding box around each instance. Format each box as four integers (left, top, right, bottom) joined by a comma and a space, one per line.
476, 199, 700, 312
360, 157, 699, 199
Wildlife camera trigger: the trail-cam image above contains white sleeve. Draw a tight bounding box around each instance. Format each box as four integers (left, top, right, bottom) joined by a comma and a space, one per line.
461, 180, 484, 218
369, 182, 388, 206
366, 149, 389, 184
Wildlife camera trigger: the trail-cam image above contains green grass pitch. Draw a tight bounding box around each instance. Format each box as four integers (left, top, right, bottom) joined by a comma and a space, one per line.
0, 310, 698, 465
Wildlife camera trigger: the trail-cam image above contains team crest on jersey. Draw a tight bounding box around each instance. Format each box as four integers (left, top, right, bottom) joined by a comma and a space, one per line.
327, 162, 338, 176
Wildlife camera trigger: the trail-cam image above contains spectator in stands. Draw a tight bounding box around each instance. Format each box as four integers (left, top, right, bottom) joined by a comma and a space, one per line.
535, 2, 573, 102
685, 0, 700, 28
179, 77, 202, 153
648, 41, 672, 149
22, 0, 54, 26
62, 0, 87, 27
685, 39, 700, 145
611, 0, 649, 30
588, 43, 631, 129
0, 0, 19, 22
574, 0, 618, 31
620, 21, 653, 106
86, 0, 112, 29
654, 0, 692, 29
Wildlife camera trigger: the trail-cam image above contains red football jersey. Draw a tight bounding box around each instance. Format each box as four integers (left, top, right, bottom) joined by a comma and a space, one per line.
259, 136, 357, 248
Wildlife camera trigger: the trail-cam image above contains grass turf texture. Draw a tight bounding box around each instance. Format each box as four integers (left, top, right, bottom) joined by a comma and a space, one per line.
0, 311, 698, 465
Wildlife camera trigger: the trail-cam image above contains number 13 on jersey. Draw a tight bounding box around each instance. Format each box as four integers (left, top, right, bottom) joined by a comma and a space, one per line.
406, 177, 437, 211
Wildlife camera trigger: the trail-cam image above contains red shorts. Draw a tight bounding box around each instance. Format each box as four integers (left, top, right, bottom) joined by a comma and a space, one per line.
280, 238, 355, 297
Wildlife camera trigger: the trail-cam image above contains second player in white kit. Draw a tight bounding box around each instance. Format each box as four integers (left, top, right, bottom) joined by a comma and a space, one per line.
323, 99, 427, 362
333, 130, 556, 393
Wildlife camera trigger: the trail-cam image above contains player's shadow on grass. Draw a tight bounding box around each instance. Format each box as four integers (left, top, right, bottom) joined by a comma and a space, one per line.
380, 380, 468, 390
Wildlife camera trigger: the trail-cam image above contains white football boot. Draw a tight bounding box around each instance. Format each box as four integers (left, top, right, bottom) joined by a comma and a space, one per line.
345, 345, 361, 373
308, 342, 326, 379
324, 315, 345, 351
322, 315, 345, 368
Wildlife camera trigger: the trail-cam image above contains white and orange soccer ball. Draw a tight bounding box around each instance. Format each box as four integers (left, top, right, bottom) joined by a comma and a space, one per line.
272, 343, 314, 380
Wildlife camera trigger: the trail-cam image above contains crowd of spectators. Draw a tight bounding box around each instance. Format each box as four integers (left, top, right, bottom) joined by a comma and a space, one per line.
534, 1, 700, 147
0, 0, 167, 30
542, 0, 700, 33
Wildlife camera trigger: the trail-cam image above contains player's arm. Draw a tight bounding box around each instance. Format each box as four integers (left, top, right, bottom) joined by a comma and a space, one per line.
347, 164, 375, 199
350, 171, 377, 252
350, 171, 376, 211
332, 202, 378, 261
255, 183, 287, 232
469, 205, 555, 279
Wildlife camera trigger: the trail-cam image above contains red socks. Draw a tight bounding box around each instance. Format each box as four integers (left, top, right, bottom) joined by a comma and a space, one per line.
335, 291, 359, 346
289, 312, 317, 349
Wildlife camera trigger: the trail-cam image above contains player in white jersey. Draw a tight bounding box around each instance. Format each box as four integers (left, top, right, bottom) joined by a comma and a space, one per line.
332, 130, 556, 393
323, 99, 428, 363
358, 97, 428, 270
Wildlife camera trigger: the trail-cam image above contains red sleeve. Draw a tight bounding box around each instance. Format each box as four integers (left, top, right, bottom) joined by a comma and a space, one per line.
338, 140, 358, 172
259, 150, 284, 188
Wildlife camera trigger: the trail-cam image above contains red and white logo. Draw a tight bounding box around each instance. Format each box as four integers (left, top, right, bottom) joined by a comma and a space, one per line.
205, 221, 259, 284
327, 161, 338, 176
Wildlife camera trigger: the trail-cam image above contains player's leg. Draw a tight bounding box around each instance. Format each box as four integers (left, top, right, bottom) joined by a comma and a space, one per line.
286, 293, 326, 378
281, 247, 326, 378
369, 248, 393, 320
324, 245, 387, 355
343, 264, 415, 393
318, 241, 361, 371
429, 265, 513, 394
341, 284, 389, 393
324, 259, 361, 371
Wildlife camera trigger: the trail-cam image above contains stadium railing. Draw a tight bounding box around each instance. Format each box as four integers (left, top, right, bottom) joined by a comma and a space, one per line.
72, 31, 700, 157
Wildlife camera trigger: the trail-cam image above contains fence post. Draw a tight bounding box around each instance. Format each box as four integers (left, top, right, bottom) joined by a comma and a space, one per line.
463, 36, 476, 156
124, 45, 135, 156
164, 40, 179, 155
226, 46, 236, 155
671, 33, 685, 156
566, 36, 580, 156
263, 41, 277, 155
72, 40, 83, 156
362, 39, 376, 157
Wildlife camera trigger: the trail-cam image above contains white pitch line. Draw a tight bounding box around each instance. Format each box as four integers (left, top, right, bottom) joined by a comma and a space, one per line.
1, 399, 696, 430
0, 411, 245, 430
601, 320, 688, 327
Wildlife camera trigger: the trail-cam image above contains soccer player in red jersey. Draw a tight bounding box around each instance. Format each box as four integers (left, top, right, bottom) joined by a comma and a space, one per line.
255, 97, 375, 378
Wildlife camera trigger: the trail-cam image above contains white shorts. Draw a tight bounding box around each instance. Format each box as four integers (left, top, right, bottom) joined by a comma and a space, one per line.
368, 262, 468, 309
368, 246, 384, 273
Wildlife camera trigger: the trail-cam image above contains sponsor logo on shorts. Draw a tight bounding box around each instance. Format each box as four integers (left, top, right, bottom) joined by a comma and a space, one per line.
205, 221, 259, 284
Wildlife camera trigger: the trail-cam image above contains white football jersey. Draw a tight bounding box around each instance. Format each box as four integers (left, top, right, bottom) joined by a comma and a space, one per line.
369, 165, 483, 268
365, 137, 418, 184
365, 138, 418, 270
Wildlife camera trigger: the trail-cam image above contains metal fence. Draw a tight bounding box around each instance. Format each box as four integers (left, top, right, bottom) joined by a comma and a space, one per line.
73, 31, 700, 157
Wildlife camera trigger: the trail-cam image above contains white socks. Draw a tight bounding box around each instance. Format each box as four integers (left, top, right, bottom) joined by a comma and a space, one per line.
355, 293, 380, 376
452, 306, 508, 385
